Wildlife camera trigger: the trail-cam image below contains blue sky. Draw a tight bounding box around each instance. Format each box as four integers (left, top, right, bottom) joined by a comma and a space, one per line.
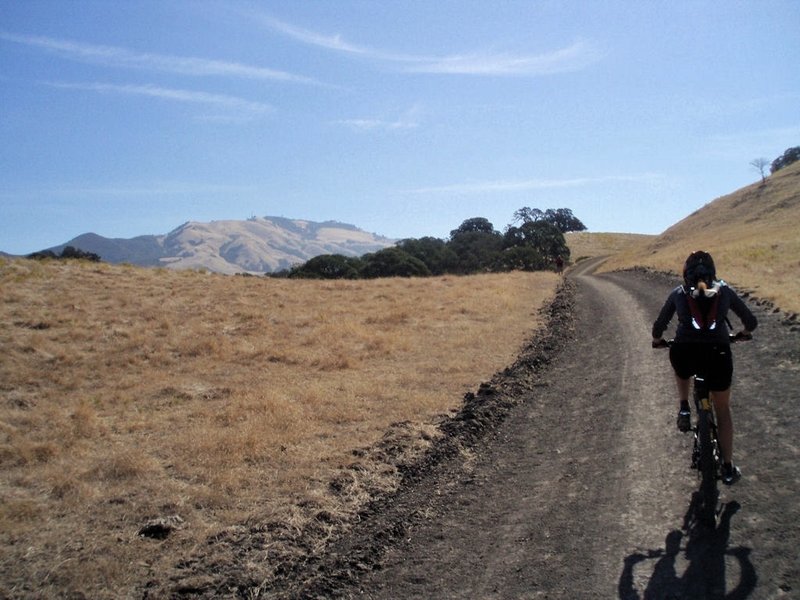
1, 1, 798, 255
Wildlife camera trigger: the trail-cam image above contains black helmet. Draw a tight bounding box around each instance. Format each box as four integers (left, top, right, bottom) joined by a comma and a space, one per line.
683, 251, 716, 289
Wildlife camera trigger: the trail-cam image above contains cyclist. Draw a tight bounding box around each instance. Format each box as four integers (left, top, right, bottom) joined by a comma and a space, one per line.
652, 251, 757, 485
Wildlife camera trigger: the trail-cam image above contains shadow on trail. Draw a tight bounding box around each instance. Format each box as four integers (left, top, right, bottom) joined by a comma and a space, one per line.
618, 500, 757, 599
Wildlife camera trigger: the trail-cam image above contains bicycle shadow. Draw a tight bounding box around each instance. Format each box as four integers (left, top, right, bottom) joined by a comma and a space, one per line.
618, 499, 757, 599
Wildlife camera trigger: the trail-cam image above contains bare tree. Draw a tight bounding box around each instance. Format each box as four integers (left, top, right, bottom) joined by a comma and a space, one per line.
750, 157, 769, 184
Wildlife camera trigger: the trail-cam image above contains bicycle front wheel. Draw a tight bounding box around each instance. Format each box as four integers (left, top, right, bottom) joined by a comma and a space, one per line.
696, 409, 718, 526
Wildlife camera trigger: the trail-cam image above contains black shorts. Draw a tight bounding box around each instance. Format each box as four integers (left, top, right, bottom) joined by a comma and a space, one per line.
669, 343, 733, 391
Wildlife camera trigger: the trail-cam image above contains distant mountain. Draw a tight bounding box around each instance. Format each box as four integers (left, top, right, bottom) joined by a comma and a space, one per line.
45, 217, 396, 274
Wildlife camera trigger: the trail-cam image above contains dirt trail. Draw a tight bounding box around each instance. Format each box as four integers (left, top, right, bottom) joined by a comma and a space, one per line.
278, 262, 800, 599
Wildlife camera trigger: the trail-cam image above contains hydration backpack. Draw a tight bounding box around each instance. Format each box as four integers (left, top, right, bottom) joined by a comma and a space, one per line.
687, 292, 720, 331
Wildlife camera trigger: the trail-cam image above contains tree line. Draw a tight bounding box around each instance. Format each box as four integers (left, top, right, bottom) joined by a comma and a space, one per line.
275, 207, 586, 279
28, 246, 101, 262
770, 146, 800, 174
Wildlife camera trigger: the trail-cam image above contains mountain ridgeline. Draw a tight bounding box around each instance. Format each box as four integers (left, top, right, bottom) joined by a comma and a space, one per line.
30, 208, 586, 277
42, 217, 395, 275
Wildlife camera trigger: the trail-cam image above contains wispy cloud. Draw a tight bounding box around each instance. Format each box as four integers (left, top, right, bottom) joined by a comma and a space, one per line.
407, 174, 663, 195
407, 41, 602, 75
336, 105, 422, 131
256, 15, 602, 76
44, 81, 273, 117
336, 118, 412, 131
0, 31, 319, 84
257, 16, 372, 55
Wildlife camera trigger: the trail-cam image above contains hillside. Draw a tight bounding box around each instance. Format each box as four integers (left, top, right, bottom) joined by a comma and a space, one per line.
596, 161, 800, 315
46, 217, 395, 274
565, 231, 655, 261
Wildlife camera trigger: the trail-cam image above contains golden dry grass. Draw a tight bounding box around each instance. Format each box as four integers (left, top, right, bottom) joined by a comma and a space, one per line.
593, 161, 800, 315
565, 231, 655, 262
0, 259, 559, 597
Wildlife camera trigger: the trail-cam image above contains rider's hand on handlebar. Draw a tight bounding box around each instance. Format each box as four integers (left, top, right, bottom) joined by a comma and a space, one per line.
733, 330, 753, 342
652, 338, 669, 349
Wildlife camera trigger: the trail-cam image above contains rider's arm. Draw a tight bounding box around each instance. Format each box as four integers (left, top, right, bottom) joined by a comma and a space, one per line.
727, 287, 758, 334
652, 289, 678, 341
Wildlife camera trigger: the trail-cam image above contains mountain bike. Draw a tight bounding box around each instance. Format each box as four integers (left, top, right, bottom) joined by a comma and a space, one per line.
654, 333, 751, 526
689, 367, 722, 526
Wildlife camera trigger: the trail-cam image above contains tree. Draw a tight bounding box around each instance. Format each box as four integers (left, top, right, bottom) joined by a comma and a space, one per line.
750, 157, 769, 183
512, 207, 545, 224
288, 254, 362, 279
61, 246, 101, 261
495, 246, 548, 272
450, 217, 497, 238
396, 237, 458, 275
543, 208, 587, 233
770, 146, 800, 173
511, 207, 586, 233
28, 245, 101, 262
360, 247, 431, 278
447, 219, 504, 274
503, 220, 570, 267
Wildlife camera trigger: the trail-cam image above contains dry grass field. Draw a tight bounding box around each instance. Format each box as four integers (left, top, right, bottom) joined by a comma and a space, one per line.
0, 259, 558, 598
588, 161, 800, 315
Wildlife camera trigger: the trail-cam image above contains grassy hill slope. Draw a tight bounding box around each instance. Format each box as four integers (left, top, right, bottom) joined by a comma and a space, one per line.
565, 231, 655, 262
596, 161, 800, 315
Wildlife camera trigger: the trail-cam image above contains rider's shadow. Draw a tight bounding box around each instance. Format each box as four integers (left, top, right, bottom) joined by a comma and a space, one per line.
618, 500, 757, 599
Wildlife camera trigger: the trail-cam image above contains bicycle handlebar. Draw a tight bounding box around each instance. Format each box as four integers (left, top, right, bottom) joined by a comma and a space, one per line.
652, 331, 752, 349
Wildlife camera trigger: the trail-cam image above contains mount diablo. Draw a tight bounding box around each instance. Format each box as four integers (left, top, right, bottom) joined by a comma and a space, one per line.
49, 217, 395, 274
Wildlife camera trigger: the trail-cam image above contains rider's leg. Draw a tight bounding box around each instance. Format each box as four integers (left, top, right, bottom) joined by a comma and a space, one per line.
670, 345, 692, 410
711, 388, 733, 463
670, 346, 693, 431
674, 375, 692, 431
675, 375, 691, 405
